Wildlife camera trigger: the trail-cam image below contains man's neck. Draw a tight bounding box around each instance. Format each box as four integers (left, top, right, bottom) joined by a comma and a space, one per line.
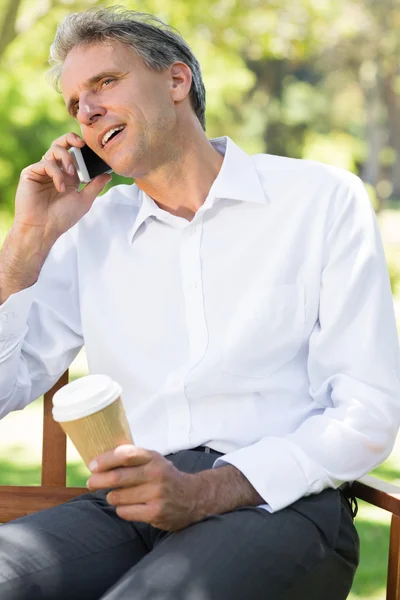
134, 131, 225, 221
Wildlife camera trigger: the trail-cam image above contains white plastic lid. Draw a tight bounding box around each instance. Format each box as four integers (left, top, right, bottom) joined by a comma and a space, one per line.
52, 374, 122, 422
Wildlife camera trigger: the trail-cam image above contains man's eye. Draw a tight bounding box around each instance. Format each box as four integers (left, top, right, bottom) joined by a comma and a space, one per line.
102, 78, 115, 87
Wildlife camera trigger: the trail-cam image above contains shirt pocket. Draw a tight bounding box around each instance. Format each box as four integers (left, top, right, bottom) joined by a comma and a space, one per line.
222, 284, 305, 379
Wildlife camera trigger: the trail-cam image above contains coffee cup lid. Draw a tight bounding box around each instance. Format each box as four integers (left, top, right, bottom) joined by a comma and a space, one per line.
52, 374, 122, 422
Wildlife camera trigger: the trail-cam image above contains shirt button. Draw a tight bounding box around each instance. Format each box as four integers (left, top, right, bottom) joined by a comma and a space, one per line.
191, 282, 198, 290
189, 228, 196, 236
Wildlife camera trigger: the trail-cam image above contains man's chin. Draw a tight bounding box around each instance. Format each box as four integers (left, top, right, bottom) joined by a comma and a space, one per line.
107, 160, 135, 179
115, 164, 147, 180
110, 152, 148, 180
116, 167, 136, 179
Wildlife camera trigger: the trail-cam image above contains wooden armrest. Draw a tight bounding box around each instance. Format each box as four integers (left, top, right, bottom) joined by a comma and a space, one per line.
0, 370, 87, 524
351, 475, 400, 515
0, 485, 86, 522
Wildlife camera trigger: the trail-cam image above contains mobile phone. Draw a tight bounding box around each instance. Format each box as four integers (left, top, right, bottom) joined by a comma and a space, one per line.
70, 145, 113, 184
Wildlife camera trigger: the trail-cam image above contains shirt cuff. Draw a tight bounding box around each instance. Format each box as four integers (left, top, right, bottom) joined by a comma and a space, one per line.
0, 284, 37, 340
212, 436, 332, 512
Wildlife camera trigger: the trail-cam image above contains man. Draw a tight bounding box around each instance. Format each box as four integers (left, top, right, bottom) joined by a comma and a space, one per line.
0, 5, 398, 599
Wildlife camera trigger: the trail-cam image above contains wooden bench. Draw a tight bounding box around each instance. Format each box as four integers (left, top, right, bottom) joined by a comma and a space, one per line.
0, 370, 400, 598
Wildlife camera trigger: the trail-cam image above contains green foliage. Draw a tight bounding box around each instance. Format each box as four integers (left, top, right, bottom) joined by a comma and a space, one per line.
0, 209, 13, 247
0, 0, 399, 217
363, 183, 379, 212
385, 247, 400, 296
0, 454, 88, 487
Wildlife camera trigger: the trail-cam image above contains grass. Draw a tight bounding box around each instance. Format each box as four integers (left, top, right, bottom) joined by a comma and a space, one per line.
347, 458, 398, 599
0, 357, 91, 487
0, 453, 88, 487
349, 517, 390, 599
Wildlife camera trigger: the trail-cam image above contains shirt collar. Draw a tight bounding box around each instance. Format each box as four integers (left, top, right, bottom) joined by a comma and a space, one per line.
128, 136, 269, 242
128, 191, 166, 243
207, 136, 268, 207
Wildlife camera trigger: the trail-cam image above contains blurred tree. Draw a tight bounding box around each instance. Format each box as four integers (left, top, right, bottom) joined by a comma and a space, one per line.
0, 0, 22, 60
0, 0, 399, 215
317, 0, 400, 210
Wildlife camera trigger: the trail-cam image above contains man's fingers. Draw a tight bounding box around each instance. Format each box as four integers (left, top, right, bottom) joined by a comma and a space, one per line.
31, 154, 109, 202
80, 173, 112, 205
115, 502, 160, 525
43, 144, 77, 177
88, 464, 148, 491
66, 132, 85, 147
40, 158, 66, 193
106, 482, 155, 506
89, 444, 154, 472
41, 132, 84, 175
50, 132, 85, 150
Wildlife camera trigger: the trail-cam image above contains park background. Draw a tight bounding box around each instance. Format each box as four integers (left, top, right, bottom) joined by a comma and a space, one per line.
0, 0, 400, 597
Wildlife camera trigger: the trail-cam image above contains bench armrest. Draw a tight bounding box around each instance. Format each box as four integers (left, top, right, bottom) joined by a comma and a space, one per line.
352, 475, 400, 515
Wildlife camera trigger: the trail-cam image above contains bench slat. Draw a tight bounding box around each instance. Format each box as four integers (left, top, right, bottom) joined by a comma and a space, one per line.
0, 486, 86, 522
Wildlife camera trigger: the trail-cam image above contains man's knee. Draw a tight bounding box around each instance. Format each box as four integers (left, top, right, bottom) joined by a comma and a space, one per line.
0, 521, 52, 581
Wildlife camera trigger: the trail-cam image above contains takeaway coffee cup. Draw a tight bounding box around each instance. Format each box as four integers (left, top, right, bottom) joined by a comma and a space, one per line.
52, 374, 133, 467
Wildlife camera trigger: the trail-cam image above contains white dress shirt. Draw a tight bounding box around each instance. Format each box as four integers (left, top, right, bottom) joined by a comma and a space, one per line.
0, 136, 399, 512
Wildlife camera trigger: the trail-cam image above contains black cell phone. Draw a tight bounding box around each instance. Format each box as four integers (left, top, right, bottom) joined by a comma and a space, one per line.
70, 145, 113, 184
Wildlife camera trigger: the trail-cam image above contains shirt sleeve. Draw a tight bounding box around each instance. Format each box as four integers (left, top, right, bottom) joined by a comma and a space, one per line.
0, 229, 83, 419
213, 174, 400, 512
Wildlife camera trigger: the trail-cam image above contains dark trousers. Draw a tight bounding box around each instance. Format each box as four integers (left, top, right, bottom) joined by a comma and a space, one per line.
0, 449, 359, 600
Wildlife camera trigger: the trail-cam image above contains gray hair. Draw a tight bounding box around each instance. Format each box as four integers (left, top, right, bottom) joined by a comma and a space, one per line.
48, 6, 206, 130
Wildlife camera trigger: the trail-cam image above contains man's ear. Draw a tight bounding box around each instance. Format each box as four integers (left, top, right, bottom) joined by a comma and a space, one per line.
169, 62, 192, 102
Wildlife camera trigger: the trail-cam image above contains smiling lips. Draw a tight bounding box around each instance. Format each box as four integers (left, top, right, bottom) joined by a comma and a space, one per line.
100, 124, 126, 148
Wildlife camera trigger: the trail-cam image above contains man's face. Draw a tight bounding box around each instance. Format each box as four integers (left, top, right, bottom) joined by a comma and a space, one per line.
61, 41, 180, 178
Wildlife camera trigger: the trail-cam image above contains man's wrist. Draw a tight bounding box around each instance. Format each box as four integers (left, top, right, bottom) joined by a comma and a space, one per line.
0, 226, 53, 303
188, 464, 265, 522
6, 223, 55, 262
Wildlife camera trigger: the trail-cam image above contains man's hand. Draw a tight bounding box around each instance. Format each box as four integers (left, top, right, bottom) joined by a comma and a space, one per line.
15, 133, 111, 245
87, 445, 266, 532
86, 445, 202, 531
0, 133, 112, 304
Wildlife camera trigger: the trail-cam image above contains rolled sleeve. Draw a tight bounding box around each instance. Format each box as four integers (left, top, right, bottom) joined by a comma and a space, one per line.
0, 230, 83, 418
213, 438, 329, 512
0, 284, 36, 343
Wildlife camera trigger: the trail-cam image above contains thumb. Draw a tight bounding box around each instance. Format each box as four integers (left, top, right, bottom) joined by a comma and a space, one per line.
80, 173, 112, 205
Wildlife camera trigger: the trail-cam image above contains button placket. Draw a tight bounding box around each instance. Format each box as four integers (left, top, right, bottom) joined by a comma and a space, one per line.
180, 222, 208, 366
165, 220, 209, 450
164, 369, 191, 449
163, 222, 204, 450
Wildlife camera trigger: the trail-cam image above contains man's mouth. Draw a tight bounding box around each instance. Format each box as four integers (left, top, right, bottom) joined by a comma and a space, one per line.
101, 125, 126, 148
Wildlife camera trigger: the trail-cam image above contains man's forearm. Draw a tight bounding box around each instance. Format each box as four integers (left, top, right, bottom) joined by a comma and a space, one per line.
0, 225, 52, 304
189, 464, 265, 520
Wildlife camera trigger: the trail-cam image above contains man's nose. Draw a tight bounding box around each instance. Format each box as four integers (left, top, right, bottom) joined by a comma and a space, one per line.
77, 95, 106, 125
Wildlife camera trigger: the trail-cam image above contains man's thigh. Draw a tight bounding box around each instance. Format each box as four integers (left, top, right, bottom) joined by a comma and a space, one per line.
101, 488, 359, 600
0, 449, 216, 600
0, 488, 149, 600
